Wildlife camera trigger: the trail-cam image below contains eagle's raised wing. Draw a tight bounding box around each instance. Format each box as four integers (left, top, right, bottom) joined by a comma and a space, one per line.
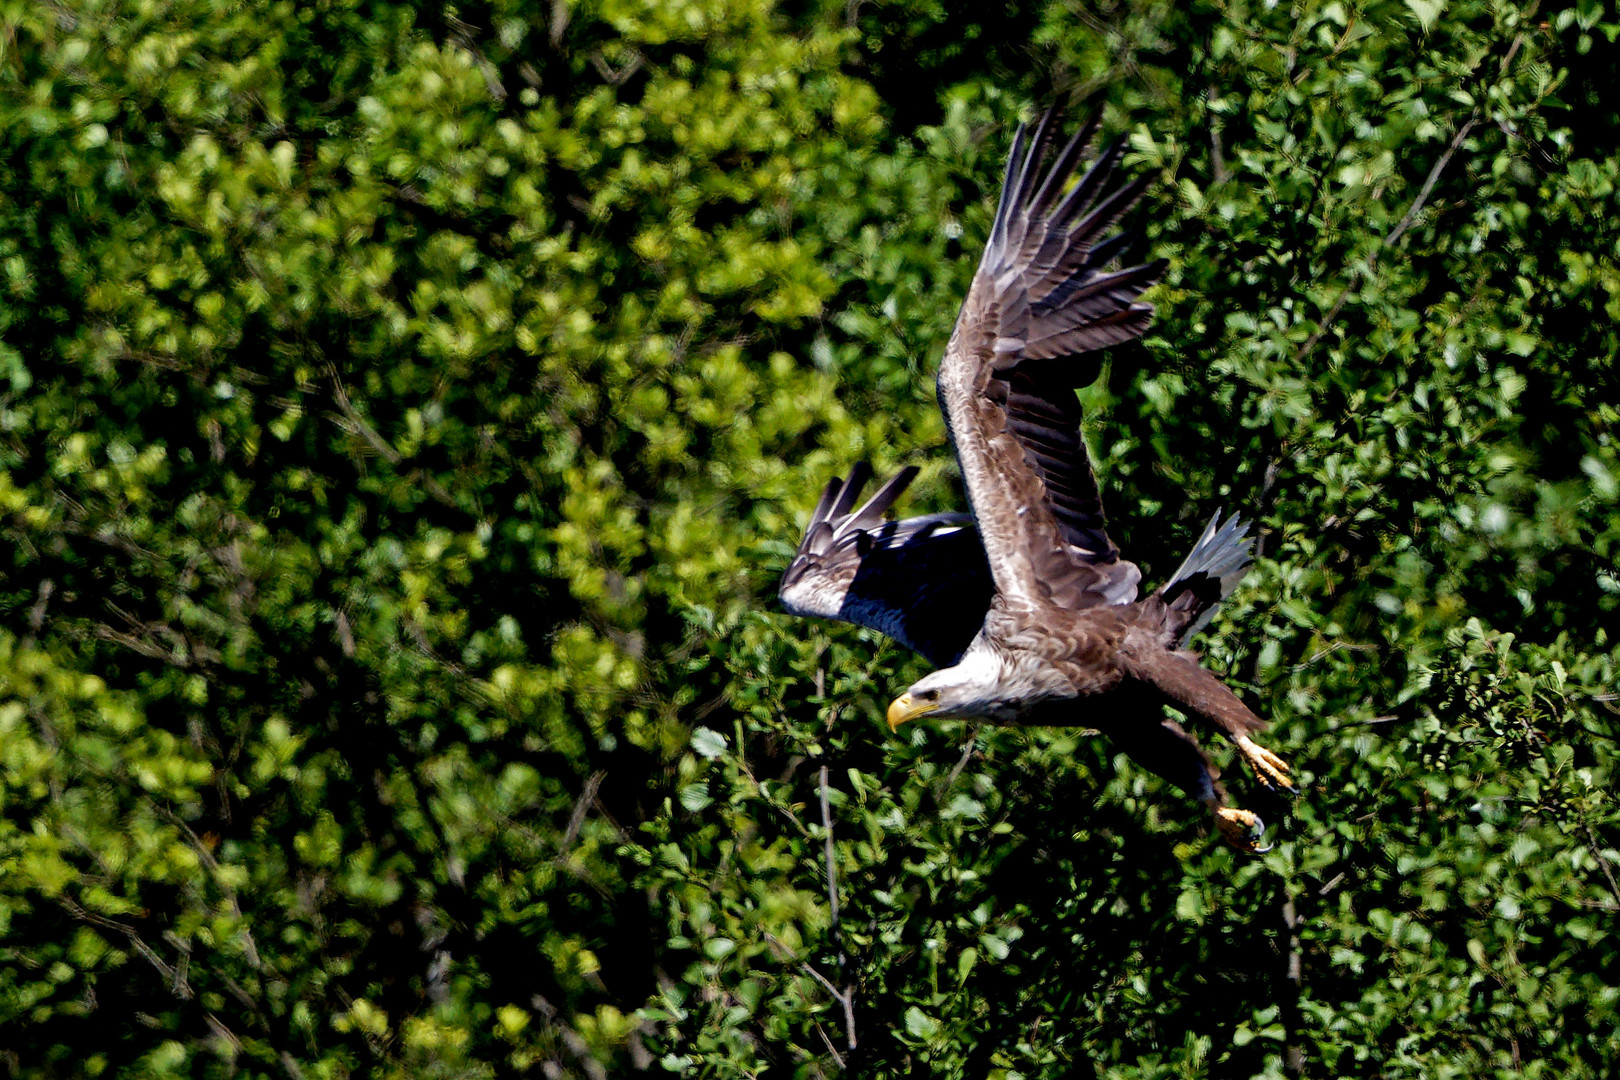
779, 465, 993, 667
936, 108, 1165, 611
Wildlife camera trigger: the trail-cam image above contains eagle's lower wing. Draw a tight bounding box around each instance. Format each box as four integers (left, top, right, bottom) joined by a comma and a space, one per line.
1095, 715, 1225, 808
937, 107, 1163, 610
778, 465, 994, 667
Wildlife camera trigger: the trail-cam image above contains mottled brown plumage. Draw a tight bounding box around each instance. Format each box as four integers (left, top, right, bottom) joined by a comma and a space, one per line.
780, 106, 1294, 850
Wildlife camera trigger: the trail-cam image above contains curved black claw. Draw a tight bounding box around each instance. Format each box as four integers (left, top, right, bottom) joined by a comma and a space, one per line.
1214, 807, 1272, 854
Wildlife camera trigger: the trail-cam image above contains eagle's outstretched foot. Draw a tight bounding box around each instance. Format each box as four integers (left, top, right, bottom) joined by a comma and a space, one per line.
1236, 735, 1296, 794
1214, 807, 1272, 853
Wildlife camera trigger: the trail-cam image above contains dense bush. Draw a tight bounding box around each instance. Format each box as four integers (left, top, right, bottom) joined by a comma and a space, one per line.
1, 0, 1617, 1076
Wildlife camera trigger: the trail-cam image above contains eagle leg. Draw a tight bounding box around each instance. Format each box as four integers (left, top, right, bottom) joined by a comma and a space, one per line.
1098, 715, 1226, 807
1213, 807, 1272, 853
1099, 715, 1271, 852
1095, 701, 1282, 852
1235, 734, 1296, 794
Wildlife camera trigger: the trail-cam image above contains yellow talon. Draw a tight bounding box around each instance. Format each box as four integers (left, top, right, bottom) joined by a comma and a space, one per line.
1214, 807, 1272, 853
1236, 735, 1296, 794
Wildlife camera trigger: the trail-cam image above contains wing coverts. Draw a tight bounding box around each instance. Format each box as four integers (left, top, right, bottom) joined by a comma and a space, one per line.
779, 465, 993, 667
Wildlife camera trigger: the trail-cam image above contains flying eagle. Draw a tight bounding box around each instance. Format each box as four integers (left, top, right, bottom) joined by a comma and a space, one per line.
779, 108, 1295, 851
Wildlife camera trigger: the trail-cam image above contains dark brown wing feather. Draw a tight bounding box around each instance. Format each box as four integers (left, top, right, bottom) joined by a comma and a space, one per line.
779, 465, 993, 667
1117, 633, 1268, 738
936, 107, 1163, 610
1096, 715, 1226, 808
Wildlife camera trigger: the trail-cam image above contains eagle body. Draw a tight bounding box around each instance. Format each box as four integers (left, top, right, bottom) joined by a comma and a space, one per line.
780, 106, 1294, 849
941, 599, 1129, 724
910, 595, 1254, 727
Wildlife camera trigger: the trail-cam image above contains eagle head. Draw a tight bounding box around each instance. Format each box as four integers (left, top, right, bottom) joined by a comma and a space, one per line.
886, 650, 1009, 730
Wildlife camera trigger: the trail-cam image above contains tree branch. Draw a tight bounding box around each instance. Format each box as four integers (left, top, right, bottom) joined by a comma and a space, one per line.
56, 897, 193, 1000
563, 770, 607, 850
943, 724, 982, 794
1580, 820, 1620, 911
1281, 892, 1304, 1076
1294, 110, 1479, 367
1207, 87, 1231, 185
818, 765, 856, 1053
1383, 113, 1479, 250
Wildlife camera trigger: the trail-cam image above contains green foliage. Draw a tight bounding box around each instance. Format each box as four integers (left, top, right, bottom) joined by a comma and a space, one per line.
1, 0, 1617, 1076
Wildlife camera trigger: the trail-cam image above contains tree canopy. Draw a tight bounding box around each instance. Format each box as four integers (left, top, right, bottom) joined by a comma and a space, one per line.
2, 0, 1618, 1076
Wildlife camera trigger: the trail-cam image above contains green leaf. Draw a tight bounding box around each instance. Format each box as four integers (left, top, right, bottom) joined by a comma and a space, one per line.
1404, 0, 1447, 31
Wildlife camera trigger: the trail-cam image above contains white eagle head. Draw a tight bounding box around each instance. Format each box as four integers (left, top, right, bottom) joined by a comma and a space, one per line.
886, 648, 1015, 729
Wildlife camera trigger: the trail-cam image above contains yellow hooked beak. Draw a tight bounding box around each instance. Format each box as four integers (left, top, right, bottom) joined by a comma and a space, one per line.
886, 692, 938, 732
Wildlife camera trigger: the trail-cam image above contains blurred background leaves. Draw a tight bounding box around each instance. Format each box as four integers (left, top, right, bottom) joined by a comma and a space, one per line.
0, 0, 1617, 1076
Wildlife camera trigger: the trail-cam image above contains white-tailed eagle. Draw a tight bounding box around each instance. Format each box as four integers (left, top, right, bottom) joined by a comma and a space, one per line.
780, 108, 1294, 851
